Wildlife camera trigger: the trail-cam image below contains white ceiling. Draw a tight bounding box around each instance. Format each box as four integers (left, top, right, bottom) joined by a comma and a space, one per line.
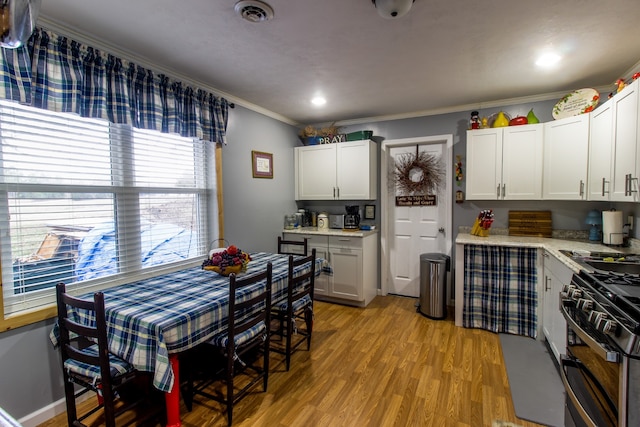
37, 0, 640, 126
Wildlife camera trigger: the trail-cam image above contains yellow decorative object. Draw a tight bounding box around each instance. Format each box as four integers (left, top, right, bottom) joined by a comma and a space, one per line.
492, 111, 509, 128
204, 264, 244, 276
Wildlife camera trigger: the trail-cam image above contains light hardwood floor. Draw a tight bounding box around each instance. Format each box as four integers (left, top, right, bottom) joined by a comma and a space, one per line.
39, 296, 546, 427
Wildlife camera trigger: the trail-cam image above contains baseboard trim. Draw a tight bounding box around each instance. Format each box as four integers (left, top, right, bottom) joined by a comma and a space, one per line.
19, 393, 91, 427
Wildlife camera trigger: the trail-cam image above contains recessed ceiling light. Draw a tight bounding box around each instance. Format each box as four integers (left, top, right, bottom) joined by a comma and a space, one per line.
311, 96, 326, 106
536, 52, 561, 67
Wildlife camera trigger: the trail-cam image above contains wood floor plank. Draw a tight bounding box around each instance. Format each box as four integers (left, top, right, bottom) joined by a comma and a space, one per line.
39, 296, 547, 427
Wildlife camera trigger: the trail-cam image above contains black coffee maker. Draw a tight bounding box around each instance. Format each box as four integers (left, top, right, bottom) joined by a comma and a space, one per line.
344, 205, 360, 230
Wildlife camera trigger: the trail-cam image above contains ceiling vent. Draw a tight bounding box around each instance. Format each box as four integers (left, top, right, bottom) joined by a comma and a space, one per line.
234, 0, 274, 23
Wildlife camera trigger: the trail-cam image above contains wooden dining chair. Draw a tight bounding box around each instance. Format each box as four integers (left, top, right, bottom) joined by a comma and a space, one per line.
277, 236, 308, 256
55, 283, 161, 427
270, 249, 316, 371
183, 263, 273, 426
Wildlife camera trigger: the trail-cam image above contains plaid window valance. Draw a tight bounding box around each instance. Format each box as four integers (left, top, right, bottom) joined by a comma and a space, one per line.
0, 28, 228, 144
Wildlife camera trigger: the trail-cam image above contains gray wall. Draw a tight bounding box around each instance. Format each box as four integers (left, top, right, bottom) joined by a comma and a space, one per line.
3, 95, 640, 422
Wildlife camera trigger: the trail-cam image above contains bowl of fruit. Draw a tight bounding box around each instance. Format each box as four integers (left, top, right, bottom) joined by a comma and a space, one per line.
202, 243, 251, 276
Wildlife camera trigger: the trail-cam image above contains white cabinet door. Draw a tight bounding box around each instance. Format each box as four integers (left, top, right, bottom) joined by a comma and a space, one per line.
295, 145, 337, 200
466, 129, 503, 200
588, 98, 614, 200
542, 251, 571, 364
310, 243, 329, 298
543, 115, 589, 200
466, 125, 542, 200
336, 140, 377, 200
328, 246, 362, 301
295, 141, 377, 200
503, 124, 543, 199
611, 79, 640, 201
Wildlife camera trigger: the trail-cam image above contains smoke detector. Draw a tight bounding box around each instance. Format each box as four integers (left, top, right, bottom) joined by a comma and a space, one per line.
234, 0, 274, 23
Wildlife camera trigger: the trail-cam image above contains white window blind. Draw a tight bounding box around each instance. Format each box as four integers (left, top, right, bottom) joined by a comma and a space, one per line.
0, 100, 213, 317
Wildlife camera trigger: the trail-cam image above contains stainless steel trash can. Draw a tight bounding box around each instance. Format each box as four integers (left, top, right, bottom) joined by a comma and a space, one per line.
418, 253, 450, 319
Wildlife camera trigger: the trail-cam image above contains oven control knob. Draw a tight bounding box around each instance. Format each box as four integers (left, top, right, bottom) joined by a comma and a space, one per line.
601, 320, 618, 336
568, 288, 583, 299
589, 311, 606, 325
561, 284, 577, 298
577, 298, 593, 311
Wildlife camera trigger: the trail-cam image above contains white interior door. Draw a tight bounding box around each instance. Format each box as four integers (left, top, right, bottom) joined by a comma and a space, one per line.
386, 141, 451, 297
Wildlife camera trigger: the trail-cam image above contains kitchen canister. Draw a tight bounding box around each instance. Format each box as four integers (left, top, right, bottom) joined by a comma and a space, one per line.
602, 210, 624, 245
317, 212, 329, 230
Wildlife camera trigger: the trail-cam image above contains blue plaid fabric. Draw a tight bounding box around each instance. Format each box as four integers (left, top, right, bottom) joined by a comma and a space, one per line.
52, 252, 323, 393
0, 28, 229, 144
273, 294, 312, 313
63, 344, 134, 382
210, 321, 267, 349
463, 245, 537, 338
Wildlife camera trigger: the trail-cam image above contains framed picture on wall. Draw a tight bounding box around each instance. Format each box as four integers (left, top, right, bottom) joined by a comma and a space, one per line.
364, 204, 376, 220
251, 151, 273, 179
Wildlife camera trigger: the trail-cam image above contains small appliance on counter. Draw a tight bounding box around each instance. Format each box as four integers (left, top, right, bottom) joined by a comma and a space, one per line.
344, 205, 361, 230
317, 212, 329, 230
329, 214, 344, 229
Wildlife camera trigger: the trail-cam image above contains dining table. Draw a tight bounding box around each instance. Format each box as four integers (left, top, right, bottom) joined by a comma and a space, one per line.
52, 251, 323, 427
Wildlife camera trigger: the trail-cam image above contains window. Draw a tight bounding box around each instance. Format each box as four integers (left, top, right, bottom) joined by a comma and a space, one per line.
0, 100, 216, 324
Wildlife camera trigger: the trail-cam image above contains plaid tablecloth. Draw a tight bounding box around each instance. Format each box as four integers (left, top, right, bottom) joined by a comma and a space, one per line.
462, 245, 538, 338
53, 252, 321, 392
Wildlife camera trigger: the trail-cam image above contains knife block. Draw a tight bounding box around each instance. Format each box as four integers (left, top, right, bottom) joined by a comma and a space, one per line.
471, 218, 490, 237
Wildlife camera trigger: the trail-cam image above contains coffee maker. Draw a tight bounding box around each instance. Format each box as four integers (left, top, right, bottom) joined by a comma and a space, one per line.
344, 205, 360, 230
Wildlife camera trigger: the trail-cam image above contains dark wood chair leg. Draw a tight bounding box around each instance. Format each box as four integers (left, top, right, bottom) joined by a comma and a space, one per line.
305, 307, 313, 350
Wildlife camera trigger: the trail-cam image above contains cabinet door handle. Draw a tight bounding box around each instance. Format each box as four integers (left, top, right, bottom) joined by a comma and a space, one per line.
625, 174, 630, 196
579, 180, 584, 197
497, 184, 500, 198
602, 177, 609, 196
333, 187, 336, 199
502, 184, 505, 198
545, 276, 551, 292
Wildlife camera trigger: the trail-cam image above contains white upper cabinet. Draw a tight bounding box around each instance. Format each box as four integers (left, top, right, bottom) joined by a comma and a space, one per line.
295, 140, 377, 200
466, 124, 543, 200
543, 114, 590, 200
588, 97, 614, 201
610, 78, 640, 202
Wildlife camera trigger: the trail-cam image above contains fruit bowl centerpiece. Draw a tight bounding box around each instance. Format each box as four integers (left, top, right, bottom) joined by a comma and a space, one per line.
202, 244, 251, 276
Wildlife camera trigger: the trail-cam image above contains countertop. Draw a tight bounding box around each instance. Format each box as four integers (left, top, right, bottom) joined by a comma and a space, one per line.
455, 232, 640, 273
283, 227, 378, 238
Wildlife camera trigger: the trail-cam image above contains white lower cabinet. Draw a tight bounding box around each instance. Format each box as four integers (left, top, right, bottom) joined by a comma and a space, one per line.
542, 251, 572, 364
282, 231, 378, 307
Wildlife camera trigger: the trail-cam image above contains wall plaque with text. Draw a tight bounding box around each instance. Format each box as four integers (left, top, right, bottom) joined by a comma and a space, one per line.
395, 195, 437, 206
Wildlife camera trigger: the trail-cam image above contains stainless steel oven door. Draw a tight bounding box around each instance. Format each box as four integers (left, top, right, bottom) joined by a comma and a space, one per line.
561, 303, 620, 427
